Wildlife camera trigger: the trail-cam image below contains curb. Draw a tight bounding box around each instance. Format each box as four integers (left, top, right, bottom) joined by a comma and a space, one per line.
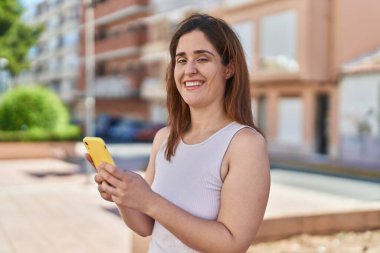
255, 209, 380, 243
270, 158, 380, 182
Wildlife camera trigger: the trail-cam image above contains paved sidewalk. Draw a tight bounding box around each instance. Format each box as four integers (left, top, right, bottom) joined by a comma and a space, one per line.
0, 157, 380, 253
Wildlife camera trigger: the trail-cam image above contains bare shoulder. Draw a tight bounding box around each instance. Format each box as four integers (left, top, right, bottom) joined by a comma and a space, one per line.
230, 127, 267, 154
226, 127, 269, 176
152, 126, 170, 149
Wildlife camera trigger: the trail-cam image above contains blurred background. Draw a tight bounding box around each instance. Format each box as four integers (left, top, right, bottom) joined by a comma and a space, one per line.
0, 0, 380, 252
1, 0, 379, 172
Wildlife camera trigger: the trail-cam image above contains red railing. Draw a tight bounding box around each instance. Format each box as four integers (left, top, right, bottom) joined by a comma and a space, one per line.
95, 31, 147, 54
94, 0, 149, 19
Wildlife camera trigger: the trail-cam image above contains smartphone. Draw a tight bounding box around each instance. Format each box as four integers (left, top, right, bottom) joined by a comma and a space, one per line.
83, 137, 115, 167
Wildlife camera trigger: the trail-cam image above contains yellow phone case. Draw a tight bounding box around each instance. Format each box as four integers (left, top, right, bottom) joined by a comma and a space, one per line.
83, 137, 115, 167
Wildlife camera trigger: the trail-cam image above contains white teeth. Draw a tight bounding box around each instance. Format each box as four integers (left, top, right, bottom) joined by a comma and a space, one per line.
185, 81, 203, 87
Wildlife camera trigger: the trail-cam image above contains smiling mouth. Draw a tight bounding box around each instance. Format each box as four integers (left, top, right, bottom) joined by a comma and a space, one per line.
185, 81, 204, 87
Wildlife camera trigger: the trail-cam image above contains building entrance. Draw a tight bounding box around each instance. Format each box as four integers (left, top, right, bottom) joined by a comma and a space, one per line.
315, 94, 329, 154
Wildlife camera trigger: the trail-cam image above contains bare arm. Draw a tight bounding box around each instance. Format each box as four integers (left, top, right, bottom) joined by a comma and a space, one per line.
100, 128, 270, 252
96, 127, 168, 236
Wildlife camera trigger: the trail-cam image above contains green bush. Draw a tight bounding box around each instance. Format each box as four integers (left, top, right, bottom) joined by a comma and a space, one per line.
0, 126, 81, 142
0, 85, 81, 141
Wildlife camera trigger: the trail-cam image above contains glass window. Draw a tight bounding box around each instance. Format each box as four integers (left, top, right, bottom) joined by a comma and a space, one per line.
48, 37, 59, 51
232, 21, 254, 73
62, 53, 79, 70
48, 16, 59, 30
48, 58, 61, 73
63, 31, 79, 46
260, 10, 298, 72
277, 97, 303, 144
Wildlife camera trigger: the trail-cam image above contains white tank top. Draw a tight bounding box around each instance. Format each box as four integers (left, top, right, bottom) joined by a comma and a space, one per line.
148, 122, 248, 253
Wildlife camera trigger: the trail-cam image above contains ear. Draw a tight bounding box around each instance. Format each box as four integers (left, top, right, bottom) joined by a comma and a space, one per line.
225, 63, 234, 79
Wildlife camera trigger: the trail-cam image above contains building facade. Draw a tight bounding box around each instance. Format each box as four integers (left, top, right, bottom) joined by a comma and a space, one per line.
35, 0, 380, 162
214, 0, 380, 159
19, 0, 81, 106
78, 0, 151, 122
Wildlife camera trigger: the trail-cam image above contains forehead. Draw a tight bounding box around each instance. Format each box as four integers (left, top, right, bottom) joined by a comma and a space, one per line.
176, 30, 217, 54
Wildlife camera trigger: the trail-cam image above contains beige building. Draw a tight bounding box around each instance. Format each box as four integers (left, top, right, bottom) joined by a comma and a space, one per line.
213, 0, 380, 159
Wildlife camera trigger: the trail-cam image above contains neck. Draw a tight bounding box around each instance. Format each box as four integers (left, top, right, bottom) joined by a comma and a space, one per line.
188, 104, 231, 133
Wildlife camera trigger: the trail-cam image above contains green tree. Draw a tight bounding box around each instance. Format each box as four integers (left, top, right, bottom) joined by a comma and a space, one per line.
0, 0, 43, 76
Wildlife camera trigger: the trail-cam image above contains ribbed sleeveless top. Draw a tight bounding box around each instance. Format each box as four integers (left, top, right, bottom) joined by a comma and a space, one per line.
148, 122, 249, 253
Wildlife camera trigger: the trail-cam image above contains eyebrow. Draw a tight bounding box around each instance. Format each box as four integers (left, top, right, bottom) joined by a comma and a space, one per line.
175, 50, 215, 57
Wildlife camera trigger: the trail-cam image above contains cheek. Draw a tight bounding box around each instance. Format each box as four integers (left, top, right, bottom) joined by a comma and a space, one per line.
174, 65, 181, 79
174, 70, 182, 91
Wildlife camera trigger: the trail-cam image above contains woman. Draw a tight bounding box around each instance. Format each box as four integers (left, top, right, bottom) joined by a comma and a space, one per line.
87, 13, 270, 253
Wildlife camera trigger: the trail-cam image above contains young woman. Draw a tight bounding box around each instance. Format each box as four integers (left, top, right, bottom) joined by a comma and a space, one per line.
87, 13, 270, 253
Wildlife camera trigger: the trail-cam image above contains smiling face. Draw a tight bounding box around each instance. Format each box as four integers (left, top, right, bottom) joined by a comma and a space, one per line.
174, 30, 229, 109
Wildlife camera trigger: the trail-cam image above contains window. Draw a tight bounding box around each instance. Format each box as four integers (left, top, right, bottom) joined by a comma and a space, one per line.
96, 62, 106, 77
277, 97, 303, 144
48, 37, 59, 51
96, 27, 107, 41
62, 53, 79, 70
63, 31, 79, 46
48, 58, 61, 73
260, 10, 298, 72
232, 21, 254, 73
152, 104, 168, 124
48, 16, 59, 30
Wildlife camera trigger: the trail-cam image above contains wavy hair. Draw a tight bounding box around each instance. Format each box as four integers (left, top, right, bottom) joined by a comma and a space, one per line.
165, 13, 260, 160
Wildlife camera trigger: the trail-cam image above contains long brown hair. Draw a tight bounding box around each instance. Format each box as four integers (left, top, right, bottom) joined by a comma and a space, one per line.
165, 13, 259, 160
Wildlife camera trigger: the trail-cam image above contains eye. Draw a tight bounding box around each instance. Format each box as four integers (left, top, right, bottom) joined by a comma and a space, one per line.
197, 57, 208, 62
176, 58, 187, 64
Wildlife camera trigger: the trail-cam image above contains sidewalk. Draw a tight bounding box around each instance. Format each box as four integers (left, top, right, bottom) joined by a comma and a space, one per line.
1, 148, 380, 252
270, 151, 380, 182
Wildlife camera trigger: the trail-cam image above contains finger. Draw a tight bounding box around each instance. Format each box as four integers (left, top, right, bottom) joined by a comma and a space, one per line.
85, 153, 96, 169
99, 168, 122, 188
96, 162, 110, 175
98, 184, 104, 194
94, 174, 103, 184
111, 195, 121, 205
101, 192, 113, 202
101, 162, 125, 180
101, 180, 118, 196
97, 185, 113, 202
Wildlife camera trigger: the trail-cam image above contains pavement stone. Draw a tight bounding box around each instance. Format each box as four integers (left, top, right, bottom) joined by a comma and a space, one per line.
1, 150, 380, 252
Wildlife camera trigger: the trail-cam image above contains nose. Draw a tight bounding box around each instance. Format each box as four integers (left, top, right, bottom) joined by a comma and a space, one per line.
184, 60, 197, 75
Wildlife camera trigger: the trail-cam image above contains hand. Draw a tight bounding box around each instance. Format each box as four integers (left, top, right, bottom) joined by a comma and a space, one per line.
98, 162, 155, 212
85, 153, 113, 202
